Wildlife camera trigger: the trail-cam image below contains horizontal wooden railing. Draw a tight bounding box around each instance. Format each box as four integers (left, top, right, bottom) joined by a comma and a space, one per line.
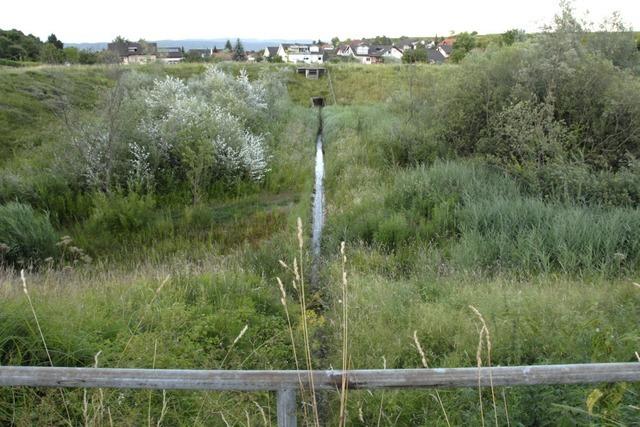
2, 363, 639, 426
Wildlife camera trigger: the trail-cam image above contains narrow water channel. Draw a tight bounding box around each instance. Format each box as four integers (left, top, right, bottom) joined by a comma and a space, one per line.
311, 130, 324, 259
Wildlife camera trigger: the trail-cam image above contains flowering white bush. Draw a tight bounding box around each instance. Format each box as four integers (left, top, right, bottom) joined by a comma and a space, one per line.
72, 125, 112, 191
70, 67, 276, 196
139, 68, 270, 188
192, 67, 268, 123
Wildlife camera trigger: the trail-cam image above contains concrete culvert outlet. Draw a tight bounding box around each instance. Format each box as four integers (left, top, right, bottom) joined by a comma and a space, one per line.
311, 97, 325, 107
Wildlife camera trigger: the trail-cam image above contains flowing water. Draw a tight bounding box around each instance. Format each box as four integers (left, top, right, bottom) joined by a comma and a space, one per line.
311, 131, 324, 259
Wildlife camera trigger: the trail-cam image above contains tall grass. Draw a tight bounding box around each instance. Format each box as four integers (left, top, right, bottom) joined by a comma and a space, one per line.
0, 202, 58, 267
325, 155, 640, 277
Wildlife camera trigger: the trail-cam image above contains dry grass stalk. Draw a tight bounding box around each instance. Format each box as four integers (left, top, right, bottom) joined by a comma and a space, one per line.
83, 350, 105, 427
252, 400, 270, 426
412, 331, 451, 427
157, 390, 168, 427
219, 324, 249, 368
21, 269, 73, 426
338, 241, 349, 427
295, 217, 320, 427
277, 276, 309, 424
502, 389, 511, 427
219, 412, 231, 427
469, 305, 499, 427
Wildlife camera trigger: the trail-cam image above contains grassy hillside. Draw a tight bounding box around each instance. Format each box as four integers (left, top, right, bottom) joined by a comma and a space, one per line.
0, 66, 114, 164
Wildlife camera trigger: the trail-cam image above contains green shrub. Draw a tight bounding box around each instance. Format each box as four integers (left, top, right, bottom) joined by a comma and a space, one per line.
88, 192, 156, 234
426, 21, 640, 170
0, 59, 27, 67
374, 213, 411, 250
0, 202, 57, 267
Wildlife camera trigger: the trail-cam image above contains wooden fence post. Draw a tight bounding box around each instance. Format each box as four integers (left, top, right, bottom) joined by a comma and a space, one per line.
277, 388, 296, 427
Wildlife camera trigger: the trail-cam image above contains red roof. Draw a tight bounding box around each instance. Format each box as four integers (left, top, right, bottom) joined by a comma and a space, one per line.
439, 37, 457, 47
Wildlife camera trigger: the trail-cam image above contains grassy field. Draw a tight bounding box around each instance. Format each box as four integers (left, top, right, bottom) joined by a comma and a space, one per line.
1, 27, 640, 425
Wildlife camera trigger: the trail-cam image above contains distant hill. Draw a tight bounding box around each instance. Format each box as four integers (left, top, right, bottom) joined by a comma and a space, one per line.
67, 39, 313, 52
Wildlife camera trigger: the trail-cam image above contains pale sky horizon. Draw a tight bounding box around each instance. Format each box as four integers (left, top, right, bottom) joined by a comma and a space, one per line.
2, 0, 640, 44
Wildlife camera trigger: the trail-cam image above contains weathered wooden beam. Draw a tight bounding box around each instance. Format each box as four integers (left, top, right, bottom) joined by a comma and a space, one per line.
1, 363, 639, 391
277, 388, 296, 427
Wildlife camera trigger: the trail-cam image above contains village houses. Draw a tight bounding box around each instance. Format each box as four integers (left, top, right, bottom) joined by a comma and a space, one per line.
265, 36, 455, 65
107, 41, 185, 64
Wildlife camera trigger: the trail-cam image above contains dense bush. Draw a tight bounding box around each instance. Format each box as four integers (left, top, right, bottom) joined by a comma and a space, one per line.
67, 66, 286, 203
87, 192, 157, 234
0, 202, 57, 267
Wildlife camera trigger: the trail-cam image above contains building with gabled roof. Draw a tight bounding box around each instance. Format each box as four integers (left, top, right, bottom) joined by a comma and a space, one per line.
263, 46, 279, 59
107, 41, 157, 64
158, 47, 183, 64
277, 43, 326, 64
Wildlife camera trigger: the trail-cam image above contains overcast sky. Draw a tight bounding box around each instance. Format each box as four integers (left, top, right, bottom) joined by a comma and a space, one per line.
2, 0, 639, 43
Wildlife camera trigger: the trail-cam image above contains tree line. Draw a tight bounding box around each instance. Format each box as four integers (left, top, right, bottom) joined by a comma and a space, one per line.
0, 29, 99, 64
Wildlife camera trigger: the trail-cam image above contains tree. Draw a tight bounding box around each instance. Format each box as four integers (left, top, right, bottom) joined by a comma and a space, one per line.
224, 39, 232, 51
0, 29, 43, 60
502, 29, 526, 46
113, 35, 129, 44
97, 49, 120, 64
373, 35, 392, 45
47, 33, 63, 50
137, 39, 155, 55
40, 43, 64, 63
331, 37, 340, 47
402, 48, 427, 63
63, 46, 80, 63
232, 38, 246, 61
78, 50, 98, 64
213, 46, 218, 53
450, 32, 476, 63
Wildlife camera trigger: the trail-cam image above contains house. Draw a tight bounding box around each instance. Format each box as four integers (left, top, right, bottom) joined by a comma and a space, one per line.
277, 43, 325, 64
188, 48, 213, 59
336, 44, 353, 56
212, 50, 233, 61
439, 36, 457, 47
437, 43, 453, 59
107, 41, 157, 64
395, 38, 427, 52
263, 46, 279, 59
349, 42, 400, 64
349, 42, 376, 64
427, 47, 446, 64
158, 47, 183, 64
383, 46, 404, 60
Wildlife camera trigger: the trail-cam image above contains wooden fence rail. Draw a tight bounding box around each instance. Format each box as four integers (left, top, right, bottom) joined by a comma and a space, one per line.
2, 363, 639, 426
